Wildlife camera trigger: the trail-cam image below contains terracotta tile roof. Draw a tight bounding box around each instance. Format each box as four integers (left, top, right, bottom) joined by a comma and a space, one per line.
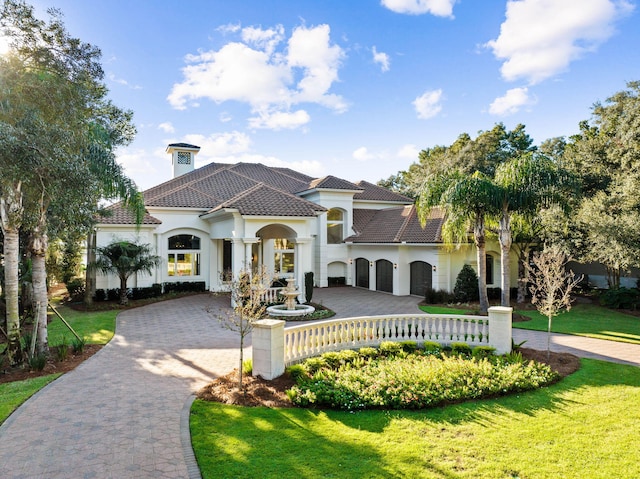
346, 206, 444, 243
353, 180, 414, 203
308, 175, 363, 191
167, 142, 200, 149
208, 183, 326, 217
98, 205, 162, 225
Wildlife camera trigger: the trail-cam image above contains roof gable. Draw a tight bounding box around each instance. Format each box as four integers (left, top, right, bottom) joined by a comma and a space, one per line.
354, 180, 414, 203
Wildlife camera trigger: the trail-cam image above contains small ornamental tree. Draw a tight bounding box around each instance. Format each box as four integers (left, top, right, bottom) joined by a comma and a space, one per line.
454, 264, 480, 303
211, 267, 270, 390
93, 240, 161, 305
526, 246, 583, 360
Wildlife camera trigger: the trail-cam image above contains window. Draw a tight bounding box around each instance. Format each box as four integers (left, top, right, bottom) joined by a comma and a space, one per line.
327, 208, 344, 244
177, 151, 191, 164
222, 240, 232, 281
486, 254, 494, 285
168, 234, 200, 276
274, 238, 294, 274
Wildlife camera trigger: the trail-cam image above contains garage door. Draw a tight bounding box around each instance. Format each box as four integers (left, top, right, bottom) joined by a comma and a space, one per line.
410, 261, 432, 296
376, 259, 393, 293
355, 258, 369, 288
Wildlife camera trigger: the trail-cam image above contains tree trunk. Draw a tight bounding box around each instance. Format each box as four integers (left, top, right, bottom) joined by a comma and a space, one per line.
498, 209, 512, 307
84, 230, 96, 306
473, 215, 489, 313
29, 226, 49, 355
1, 182, 24, 364
516, 245, 528, 303
119, 275, 129, 305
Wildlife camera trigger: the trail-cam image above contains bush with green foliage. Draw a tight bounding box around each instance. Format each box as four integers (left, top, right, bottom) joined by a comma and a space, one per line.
56, 336, 69, 361
451, 342, 472, 357
304, 271, 314, 303
424, 288, 455, 304
66, 278, 85, 302
454, 264, 480, 302
599, 287, 640, 310
472, 346, 496, 359
287, 350, 558, 410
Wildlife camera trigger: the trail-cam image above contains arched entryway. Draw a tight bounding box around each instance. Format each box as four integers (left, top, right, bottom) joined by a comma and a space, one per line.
255, 224, 298, 278
376, 259, 393, 293
355, 258, 369, 288
410, 261, 432, 296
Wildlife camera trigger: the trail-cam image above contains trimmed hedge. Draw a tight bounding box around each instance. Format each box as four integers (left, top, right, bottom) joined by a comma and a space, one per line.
93, 281, 205, 301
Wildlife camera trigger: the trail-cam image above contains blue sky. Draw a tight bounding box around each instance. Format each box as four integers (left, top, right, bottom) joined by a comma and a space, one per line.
17, 0, 640, 190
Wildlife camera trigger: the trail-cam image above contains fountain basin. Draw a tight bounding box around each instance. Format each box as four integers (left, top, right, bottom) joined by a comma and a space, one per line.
266, 304, 315, 317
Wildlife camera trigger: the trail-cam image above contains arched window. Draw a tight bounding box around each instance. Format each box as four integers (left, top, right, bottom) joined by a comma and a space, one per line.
168, 234, 201, 276
327, 209, 344, 244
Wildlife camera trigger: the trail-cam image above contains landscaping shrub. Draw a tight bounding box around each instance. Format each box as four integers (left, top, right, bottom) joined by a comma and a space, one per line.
358, 347, 378, 359
450, 342, 472, 357
56, 336, 69, 361
453, 265, 479, 302
163, 281, 206, 294
472, 346, 496, 359
399, 341, 418, 353
28, 352, 47, 371
304, 272, 314, 303
286, 364, 307, 381
422, 341, 442, 355
287, 353, 559, 410
65, 278, 85, 302
304, 357, 328, 375
599, 287, 640, 310
72, 337, 86, 354
242, 359, 252, 375
94, 289, 107, 301
424, 287, 455, 304
379, 341, 403, 357
130, 283, 162, 300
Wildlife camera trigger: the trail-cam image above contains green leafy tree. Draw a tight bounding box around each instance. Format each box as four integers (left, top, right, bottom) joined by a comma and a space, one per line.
563, 81, 640, 287
93, 240, 161, 306
453, 264, 480, 303
0, 1, 143, 356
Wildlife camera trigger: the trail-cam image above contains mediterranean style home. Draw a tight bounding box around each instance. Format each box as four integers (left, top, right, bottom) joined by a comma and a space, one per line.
94, 143, 517, 300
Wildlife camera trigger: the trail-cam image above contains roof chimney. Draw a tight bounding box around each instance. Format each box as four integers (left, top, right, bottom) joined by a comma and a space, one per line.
166, 143, 200, 178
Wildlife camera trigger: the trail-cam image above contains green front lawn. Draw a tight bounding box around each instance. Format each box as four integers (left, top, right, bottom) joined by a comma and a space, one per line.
47, 304, 117, 345
191, 359, 640, 479
421, 303, 640, 345
515, 304, 640, 344
0, 374, 60, 424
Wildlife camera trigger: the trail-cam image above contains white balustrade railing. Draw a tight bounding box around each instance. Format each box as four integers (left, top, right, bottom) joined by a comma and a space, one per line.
284, 314, 488, 364
253, 287, 284, 303
252, 307, 512, 380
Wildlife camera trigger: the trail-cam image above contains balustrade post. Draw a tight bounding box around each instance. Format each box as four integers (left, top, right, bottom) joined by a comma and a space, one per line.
488, 306, 512, 354
252, 319, 286, 380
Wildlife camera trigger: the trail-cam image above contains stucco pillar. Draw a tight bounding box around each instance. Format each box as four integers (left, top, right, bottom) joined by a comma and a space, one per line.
252, 319, 286, 380
488, 306, 512, 354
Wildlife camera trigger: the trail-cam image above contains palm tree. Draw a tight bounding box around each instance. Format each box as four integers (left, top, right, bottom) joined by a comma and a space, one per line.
93, 241, 161, 305
492, 152, 577, 306
418, 171, 498, 313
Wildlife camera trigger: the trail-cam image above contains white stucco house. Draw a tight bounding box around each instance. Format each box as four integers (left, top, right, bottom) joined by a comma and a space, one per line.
95, 143, 515, 300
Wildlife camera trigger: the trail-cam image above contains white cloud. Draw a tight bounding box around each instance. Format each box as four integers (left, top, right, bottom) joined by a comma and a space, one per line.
486, 0, 634, 84
372, 46, 390, 72
182, 131, 253, 159
353, 146, 376, 162
116, 148, 159, 183
108, 73, 142, 90
248, 109, 311, 130
381, 0, 457, 17
158, 122, 175, 133
168, 23, 347, 129
488, 87, 535, 116
413, 89, 443, 119
397, 144, 420, 159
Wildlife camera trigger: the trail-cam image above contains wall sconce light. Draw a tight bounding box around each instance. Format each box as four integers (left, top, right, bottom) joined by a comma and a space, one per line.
393, 263, 397, 269
432, 265, 437, 272
369, 261, 374, 267
348, 258, 353, 265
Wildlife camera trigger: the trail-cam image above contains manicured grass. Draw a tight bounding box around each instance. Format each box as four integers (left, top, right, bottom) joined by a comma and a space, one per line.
191, 359, 640, 479
0, 374, 60, 424
420, 305, 473, 315
514, 304, 640, 345
47, 304, 117, 346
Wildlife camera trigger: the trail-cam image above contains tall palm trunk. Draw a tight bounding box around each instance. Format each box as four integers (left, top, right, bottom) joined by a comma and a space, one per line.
498, 208, 512, 307
29, 212, 49, 354
0, 181, 24, 364
473, 214, 489, 313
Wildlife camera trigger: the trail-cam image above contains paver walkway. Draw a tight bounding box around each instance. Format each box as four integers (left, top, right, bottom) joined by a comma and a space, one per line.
1, 287, 638, 479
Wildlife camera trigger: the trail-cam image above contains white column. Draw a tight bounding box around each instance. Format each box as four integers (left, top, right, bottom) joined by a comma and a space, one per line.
252, 319, 286, 380
488, 306, 512, 354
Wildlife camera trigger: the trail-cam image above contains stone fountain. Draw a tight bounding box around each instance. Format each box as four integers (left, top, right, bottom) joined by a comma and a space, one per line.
266, 278, 315, 317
